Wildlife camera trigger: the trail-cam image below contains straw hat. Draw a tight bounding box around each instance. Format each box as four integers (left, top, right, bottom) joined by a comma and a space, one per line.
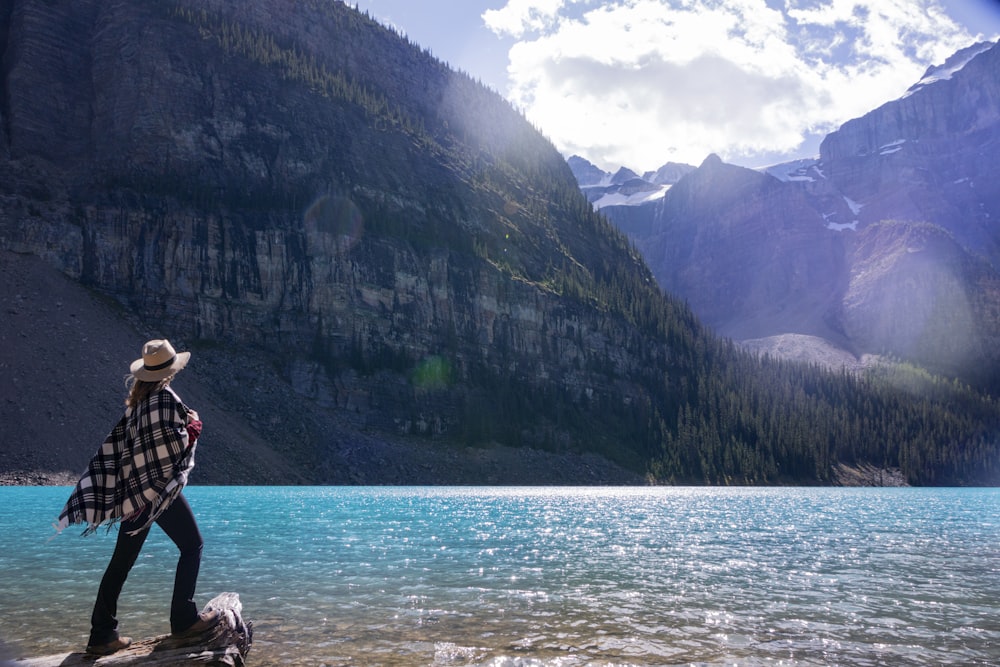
130, 339, 191, 381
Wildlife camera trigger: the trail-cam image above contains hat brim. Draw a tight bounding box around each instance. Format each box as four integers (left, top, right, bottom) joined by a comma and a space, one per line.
129, 350, 191, 382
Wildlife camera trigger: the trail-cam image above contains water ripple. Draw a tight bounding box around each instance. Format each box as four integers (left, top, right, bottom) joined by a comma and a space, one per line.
1, 487, 999, 665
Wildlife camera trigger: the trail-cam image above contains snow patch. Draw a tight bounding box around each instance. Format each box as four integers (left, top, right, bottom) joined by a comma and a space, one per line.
592, 186, 669, 210
822, 211, 857, 232
760, 157, 821, 183
822, 196, 862, 231
904, 42, 994, 97
879, 139, 906, 155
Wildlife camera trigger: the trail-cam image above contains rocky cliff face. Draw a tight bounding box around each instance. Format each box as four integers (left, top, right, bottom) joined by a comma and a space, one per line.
591, 40, 1000, 387
819, 42, 1000, 259
602, 155, 849, 344
842, 221, 1000, 381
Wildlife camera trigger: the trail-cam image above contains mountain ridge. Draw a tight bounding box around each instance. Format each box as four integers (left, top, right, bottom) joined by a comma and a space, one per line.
584, 40, 1000, 388
2, 1, 998, 485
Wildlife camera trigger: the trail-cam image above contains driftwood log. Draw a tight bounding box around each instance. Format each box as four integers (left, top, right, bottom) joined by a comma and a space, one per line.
13, 593, 252, 667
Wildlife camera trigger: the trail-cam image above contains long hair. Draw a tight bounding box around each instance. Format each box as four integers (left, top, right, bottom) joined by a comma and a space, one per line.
124, 372, 176, 409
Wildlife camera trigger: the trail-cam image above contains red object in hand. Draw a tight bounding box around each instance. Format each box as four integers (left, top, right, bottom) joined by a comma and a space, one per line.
186, 419, 203, 444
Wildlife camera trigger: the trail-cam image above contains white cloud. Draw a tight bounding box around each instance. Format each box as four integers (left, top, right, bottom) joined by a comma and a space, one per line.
482, 0, 567, 37
483, 0, 980, 172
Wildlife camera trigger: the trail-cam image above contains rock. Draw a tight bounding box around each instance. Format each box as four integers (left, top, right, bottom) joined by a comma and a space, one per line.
832, 463, 908, 487
10, 593, 252, 666
819, 41, 1000, 258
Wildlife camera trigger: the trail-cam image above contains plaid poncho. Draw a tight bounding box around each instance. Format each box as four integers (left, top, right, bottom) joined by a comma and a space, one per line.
56, 387, 197, 536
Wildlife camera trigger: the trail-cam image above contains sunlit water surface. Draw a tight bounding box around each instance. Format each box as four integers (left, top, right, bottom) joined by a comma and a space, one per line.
1, 486, 998, 666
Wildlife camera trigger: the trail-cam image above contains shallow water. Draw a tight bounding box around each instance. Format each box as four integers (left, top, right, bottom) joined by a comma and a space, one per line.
1, 486, 998, 665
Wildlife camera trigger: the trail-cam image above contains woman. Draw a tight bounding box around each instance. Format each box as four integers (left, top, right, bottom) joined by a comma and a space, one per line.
56, 339, 219, 655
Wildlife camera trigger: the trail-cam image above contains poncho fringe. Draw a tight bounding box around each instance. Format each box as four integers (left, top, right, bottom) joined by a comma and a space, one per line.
55, 387, 197, 537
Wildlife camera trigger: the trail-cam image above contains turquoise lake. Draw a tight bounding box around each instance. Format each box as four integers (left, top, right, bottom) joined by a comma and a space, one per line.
1, 486, 998, 666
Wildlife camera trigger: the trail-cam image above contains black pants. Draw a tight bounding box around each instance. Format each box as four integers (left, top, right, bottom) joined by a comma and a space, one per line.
89, 493, 203, 645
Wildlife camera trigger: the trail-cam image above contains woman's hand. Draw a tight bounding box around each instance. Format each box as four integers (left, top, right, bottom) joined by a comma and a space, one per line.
187, 409, 199, 423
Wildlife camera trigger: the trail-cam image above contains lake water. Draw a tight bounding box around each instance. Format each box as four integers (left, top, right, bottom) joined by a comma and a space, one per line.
1, 486, 998, 666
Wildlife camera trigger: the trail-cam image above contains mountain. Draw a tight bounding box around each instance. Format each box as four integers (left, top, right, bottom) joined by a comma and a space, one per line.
0, 0, 664, 484
567, 155, 695, 209
588, 41, 1000, 388
1, 1, 998, 486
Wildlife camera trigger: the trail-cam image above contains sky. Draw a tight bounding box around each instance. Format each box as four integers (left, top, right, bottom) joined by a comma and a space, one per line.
351, 1, 1000, 173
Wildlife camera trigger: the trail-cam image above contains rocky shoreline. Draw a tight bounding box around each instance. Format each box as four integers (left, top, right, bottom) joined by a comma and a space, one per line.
0, 470, 78, 486
2, 463, 909, 487
832, 463, 908, 487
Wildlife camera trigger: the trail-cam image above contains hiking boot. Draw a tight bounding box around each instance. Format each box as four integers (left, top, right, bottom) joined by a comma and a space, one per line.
85, 636, 132, 655
172, 609, 221, 637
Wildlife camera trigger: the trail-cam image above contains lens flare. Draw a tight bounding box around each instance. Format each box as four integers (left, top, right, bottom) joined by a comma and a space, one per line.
304, 194, 364, 249
411, 355, 453, 391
